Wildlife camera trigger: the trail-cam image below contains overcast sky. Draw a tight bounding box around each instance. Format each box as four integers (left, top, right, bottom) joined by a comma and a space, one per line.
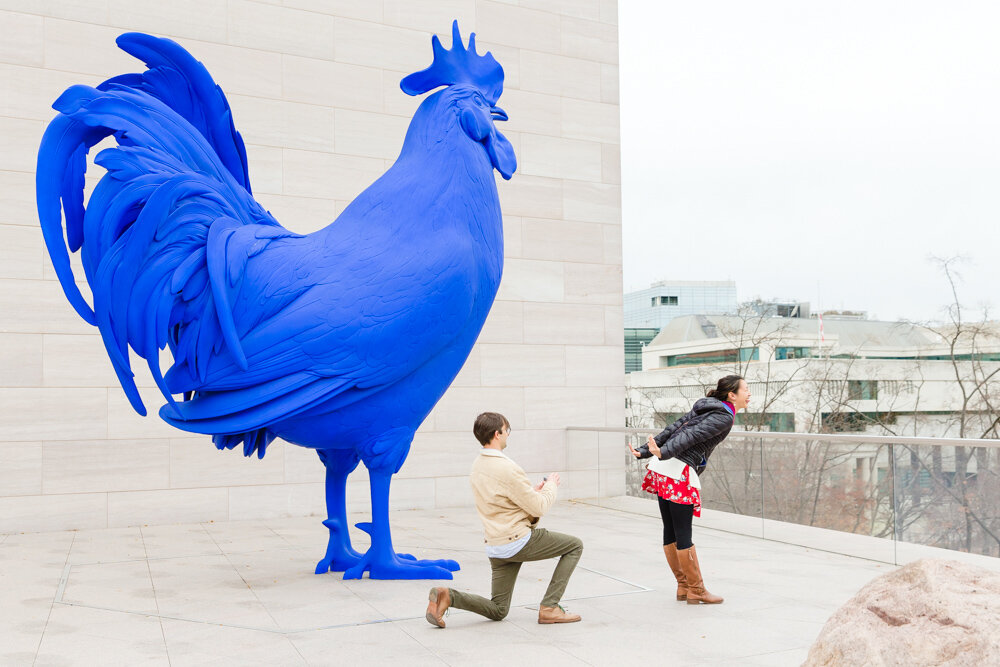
618, 1, 1000, 323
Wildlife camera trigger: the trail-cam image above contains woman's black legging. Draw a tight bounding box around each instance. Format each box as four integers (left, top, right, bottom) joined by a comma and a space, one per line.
658, 496, 694, 550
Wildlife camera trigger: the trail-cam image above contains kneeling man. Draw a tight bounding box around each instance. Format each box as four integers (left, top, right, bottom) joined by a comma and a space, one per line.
425, 412, 583, 626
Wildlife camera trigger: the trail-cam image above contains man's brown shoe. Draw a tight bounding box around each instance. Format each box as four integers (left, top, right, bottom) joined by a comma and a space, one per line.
538, 604, 581, 624
425, 587, 450, 628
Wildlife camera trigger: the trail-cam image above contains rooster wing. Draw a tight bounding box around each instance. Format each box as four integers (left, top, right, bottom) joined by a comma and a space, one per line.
37, 33, 479, 449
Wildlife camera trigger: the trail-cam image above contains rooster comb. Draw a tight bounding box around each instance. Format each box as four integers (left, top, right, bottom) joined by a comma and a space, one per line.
400, 21, 504, 105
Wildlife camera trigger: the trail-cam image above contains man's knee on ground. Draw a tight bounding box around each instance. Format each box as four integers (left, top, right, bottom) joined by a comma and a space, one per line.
488, 603, 511, 621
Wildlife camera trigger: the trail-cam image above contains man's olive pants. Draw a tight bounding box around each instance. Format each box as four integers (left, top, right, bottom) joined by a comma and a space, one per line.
448, 528, 583, 620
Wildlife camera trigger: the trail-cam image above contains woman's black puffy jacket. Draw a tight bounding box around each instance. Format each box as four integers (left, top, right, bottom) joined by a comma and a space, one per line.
638, 397, 734, 471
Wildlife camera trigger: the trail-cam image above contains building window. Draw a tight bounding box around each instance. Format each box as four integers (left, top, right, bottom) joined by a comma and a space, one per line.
624, 328, 659, 373
847, 380, 878, 400
665, 347, 758, 367
735, 412, 795, 432
659, 296, 678, 306
775, 347, 812, 360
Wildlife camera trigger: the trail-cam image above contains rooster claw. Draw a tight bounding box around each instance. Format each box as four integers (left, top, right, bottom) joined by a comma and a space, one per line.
342, 549, 460, 580
421, 557, 460, 572
315, 551, 363, 575
315, 517, 363, 574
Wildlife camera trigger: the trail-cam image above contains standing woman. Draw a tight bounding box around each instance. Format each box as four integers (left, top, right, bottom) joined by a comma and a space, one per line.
629, 375, 750, 604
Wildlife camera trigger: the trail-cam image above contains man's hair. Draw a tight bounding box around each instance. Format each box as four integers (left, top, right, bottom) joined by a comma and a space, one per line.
473, 412, 509, 445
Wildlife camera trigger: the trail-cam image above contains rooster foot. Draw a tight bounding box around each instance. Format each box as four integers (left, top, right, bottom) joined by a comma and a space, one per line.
341, 522, 460, 580
315, 517, 364, 574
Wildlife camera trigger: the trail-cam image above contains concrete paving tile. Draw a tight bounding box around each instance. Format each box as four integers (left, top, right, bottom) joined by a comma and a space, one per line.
0, 559, 65, 599
0, 599, 51, 664
160, 618, 306, 666
290, 621, 447, 666
67, 527, 147, 565
223, 549, 384, 630
61, 560, 158, 614
686, 581, 816, 617
502, 600, 686, 664
202, 520, 291, 554
398, 613, 586, 665
140, 524, 221, 560
34, 605, 169, 666
265, 516, 333, 548
433, 639, 587, 666
665, 613, 825, 662
0, 530, 75, 566
716, 646, 810, 666
0, 645, 40, 667
339, 566, 458, 620
148, 555, 281, 630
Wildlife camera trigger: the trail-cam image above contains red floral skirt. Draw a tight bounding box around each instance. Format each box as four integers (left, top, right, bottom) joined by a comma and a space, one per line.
642, 466, 702, 518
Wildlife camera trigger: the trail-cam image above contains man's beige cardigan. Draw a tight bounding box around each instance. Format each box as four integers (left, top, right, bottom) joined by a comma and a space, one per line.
469, 449, 558, 546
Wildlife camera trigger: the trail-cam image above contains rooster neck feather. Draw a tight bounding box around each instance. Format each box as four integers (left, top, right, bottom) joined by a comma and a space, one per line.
322, 86, 504, 292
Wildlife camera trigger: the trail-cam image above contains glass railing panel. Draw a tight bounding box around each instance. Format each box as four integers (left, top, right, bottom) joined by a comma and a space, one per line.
757, 435, 895, 562
892, 442, 1000, 561
589, 429, 657, 514
566, 426, 998, 565
697, 433, 764, 538
565, 427, 603, 503
623, 430, 649, 499
598, 430, 627, 502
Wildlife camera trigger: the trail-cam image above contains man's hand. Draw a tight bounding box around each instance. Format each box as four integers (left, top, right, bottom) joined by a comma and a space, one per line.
535, 472, 560, 491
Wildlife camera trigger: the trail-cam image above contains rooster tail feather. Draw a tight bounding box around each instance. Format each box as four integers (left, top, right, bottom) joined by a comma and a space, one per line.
212, 429, 276, 460
36, 115, 106, 324
36, 34, 291, 418
109, 32, 252, 193
163, 375, 353, 457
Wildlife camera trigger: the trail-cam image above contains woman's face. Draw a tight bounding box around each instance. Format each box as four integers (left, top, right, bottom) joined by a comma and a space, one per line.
728, 380, 751, 410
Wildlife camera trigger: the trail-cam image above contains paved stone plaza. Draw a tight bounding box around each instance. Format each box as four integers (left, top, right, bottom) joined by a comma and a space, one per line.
0, 498, 928, 666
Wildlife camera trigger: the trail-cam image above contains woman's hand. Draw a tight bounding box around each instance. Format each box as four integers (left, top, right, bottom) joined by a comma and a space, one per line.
627, 442, 643, 459
647, 435, 662, 459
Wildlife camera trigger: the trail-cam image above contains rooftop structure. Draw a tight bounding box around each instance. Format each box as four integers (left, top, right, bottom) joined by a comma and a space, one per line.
629, 314, 1000, 436
624, 280, 739, 373
624, 280, 738, 328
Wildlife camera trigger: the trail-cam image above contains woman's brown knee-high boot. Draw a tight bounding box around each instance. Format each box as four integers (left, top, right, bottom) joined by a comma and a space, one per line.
677, 544, 723, 604
663, 544, 688, 601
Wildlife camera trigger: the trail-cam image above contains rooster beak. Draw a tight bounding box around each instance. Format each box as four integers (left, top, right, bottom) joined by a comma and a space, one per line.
490, 106, 508, 122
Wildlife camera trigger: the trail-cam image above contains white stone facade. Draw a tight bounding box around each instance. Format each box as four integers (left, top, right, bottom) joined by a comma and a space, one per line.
0, 1, 623, 532
628, 315, 1000, 438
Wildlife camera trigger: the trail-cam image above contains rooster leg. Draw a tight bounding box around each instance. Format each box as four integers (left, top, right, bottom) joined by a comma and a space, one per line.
315, 448, 363, 575
343, 468, 461, 580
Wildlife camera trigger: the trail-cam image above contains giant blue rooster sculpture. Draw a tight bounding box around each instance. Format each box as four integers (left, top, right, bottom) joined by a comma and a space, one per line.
36, 22, 515, 580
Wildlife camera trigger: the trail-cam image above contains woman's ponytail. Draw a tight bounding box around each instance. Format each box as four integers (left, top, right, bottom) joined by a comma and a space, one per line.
707, 375, 743, 401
